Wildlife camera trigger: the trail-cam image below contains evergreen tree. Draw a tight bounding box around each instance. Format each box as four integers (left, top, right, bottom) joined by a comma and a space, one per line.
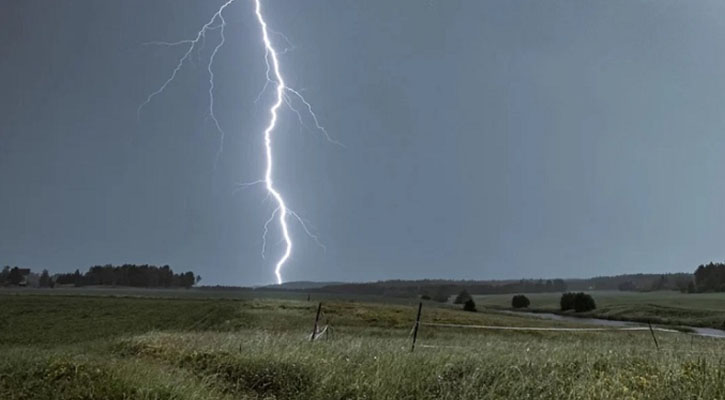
39, 269, 51, 288
453, 289, 472, 304
8, 267, 23, 285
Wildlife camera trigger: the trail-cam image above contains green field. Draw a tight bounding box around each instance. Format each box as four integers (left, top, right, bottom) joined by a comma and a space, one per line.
2, 291, 725, 399
474, 290, 725, 329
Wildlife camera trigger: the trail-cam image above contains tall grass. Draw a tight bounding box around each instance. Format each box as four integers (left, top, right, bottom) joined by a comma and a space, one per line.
2, 294, 725, 399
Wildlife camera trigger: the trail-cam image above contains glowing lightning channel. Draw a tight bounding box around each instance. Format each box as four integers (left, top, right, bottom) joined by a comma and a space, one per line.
141, 0, 335, 285
253, 0, 293, 285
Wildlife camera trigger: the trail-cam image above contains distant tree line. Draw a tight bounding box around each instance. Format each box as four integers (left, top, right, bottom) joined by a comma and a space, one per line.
596, 264, 725, 294
303, 279, 568, 301
0, 266, 37, 287
1, 264, 200, 289
567, 273, 694, 292
55, 264, 199, 288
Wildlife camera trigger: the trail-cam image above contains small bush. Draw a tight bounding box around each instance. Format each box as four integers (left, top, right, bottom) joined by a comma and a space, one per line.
454, 290, 472, 304
560, 292, 596, 312
463, 299, 477, 312
511, 295, 530, 309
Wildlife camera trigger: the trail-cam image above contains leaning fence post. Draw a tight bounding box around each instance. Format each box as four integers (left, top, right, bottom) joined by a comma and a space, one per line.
648, 322, 659, 350
311, 302, 322, 341
411, 302, 423, 352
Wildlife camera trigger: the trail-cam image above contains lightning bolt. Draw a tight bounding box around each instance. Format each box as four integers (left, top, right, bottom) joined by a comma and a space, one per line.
139, 0, 336, 285
138, 0, 233, 169
252, 0, 294, 285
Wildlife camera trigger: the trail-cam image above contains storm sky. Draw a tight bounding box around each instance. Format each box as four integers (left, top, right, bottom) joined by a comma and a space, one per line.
2, 0, 725, 285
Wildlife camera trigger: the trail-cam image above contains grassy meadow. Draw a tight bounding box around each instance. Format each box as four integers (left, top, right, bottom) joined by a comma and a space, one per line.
2, 290, 725, 399
474, 290, 725, 329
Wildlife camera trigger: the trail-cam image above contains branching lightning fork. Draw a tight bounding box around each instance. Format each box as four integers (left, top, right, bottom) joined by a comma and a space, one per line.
140, 0, 335, 284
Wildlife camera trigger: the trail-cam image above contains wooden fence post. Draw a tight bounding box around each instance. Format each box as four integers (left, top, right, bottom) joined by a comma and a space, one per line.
311, 302, 322, 341
648, 322, 659, 350
411, 302, 423, 352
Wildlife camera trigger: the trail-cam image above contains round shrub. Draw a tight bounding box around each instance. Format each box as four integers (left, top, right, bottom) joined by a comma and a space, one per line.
463, 299, 477, 312
573, 293, 596, 312
560, 292, 576, 311
511, 295, 530, 309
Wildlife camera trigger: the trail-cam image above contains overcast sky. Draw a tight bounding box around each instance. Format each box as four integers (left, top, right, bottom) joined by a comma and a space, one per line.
2, 0, 725, 285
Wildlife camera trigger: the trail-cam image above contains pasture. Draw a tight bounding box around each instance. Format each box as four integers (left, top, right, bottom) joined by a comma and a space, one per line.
2, 290, 725, 399
474, 290, 725, 329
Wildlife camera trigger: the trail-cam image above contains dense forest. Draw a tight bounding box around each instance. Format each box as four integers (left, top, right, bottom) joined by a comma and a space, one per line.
694, 262, 725, 292
0, 264, 199, 289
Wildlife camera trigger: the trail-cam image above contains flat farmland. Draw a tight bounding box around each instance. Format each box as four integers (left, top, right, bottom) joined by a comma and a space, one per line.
473, 290, 725, 329
2, 291, 725, 399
